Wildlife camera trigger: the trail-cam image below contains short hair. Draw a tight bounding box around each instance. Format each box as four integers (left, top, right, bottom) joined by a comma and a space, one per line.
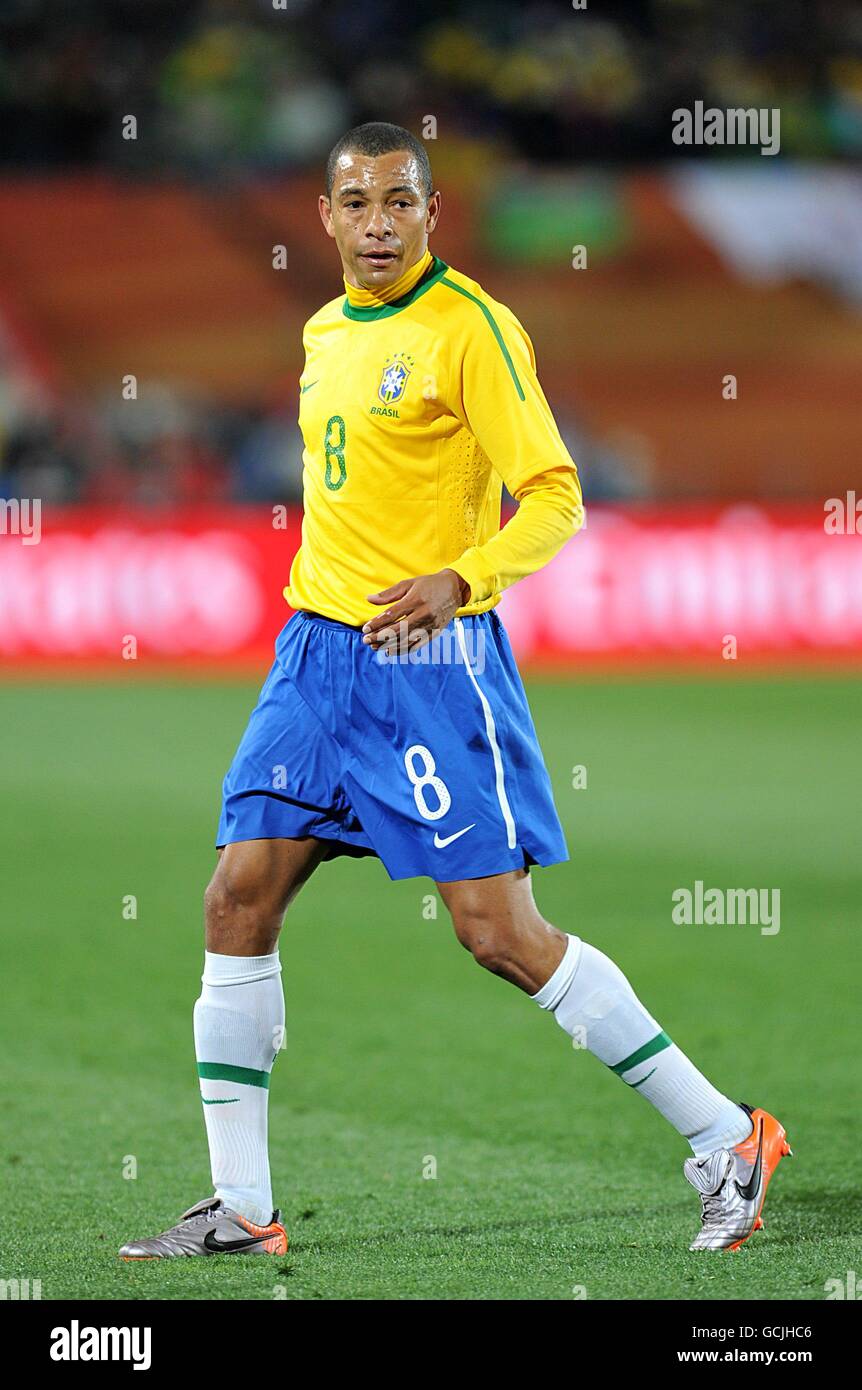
325, 122, 433, 199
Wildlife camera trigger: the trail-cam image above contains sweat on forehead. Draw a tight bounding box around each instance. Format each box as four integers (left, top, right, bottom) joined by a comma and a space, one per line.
331, 151, 423, 193
325, 123, 433, 197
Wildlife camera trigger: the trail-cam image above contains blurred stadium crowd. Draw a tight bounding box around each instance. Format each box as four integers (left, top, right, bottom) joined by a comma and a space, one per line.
1, 0, 860, 507
3, 0, 860, 169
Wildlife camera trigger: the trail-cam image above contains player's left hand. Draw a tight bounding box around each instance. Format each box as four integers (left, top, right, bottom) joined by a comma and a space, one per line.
363, 569, 471, 652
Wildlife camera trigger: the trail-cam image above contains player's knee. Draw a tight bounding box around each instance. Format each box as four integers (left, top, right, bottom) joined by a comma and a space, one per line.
203, 874, 233, 932
452, 908, 516, 977
470, 935, 515, 977
204, 854, 269, 927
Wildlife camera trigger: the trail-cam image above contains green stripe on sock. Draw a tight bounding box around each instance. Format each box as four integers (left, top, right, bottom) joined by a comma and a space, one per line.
197, 1062, 270, 1089
610, 1031, 673, 1077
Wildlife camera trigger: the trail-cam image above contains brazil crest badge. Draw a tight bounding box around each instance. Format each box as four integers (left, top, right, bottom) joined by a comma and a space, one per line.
378, 353, 413, 405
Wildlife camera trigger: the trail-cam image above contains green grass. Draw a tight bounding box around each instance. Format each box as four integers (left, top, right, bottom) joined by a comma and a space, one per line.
1, 675, 860, 1300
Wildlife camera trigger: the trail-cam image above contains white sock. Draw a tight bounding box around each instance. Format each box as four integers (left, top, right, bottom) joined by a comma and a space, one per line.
533, 936, 752, 1157
193, 950, 284, 1225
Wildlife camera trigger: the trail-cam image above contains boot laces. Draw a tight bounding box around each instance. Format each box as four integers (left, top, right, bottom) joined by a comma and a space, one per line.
699, 1188, 728, 1229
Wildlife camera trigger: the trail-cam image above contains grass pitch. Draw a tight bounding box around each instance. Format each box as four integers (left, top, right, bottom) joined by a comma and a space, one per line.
1, 674, 859, 1300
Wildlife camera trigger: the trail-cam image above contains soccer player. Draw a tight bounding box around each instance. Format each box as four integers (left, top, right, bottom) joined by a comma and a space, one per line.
120, 123, 790, 1261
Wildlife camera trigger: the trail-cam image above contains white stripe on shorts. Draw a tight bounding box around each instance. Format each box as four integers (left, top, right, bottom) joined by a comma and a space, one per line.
455, 617, 517, 850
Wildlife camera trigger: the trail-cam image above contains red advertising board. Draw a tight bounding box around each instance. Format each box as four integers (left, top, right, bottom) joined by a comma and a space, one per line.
1, 504, 861, 671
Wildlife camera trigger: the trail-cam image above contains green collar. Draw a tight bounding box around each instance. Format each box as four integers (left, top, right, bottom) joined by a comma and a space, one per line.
342, 256, 449, 321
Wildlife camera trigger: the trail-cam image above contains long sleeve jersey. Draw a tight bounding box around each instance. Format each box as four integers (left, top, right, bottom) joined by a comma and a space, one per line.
285, 247, 585, 625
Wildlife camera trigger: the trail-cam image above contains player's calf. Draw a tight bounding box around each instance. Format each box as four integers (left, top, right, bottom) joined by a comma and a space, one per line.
121, 836, 329, 1264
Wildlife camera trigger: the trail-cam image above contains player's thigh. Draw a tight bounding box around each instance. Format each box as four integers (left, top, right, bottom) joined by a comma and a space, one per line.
206, 835, 330, 922
436, 867, 543, 944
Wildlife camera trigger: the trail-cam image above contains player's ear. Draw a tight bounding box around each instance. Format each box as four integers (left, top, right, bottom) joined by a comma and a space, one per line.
318, 195, 336, 238
425, 190, 441, 236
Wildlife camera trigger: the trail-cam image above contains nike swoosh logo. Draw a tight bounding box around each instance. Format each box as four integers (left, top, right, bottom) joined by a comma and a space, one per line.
627, 1067, 657, 1090
735, 1119, 764, 1202
201, 1097, 239, 1105
300, 379, 319, 394
433, 824, 476, 849
203, 1230, 270, 1253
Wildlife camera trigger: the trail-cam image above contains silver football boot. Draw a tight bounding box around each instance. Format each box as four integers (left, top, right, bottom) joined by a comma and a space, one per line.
684, 1104, 792, 1251
119, 1196, 288, 1259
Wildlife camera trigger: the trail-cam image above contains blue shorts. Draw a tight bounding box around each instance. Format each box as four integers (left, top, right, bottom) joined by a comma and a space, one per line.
217, 608, 568, 882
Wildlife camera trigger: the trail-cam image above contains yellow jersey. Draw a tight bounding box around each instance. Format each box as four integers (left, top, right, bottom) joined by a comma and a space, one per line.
285, 247, 584, 626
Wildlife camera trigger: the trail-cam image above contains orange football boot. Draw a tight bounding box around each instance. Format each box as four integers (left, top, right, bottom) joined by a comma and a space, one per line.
684, 1103, 792, 1251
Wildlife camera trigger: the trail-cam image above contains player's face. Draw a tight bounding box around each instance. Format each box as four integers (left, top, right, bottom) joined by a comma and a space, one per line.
319, 149, 440, 290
